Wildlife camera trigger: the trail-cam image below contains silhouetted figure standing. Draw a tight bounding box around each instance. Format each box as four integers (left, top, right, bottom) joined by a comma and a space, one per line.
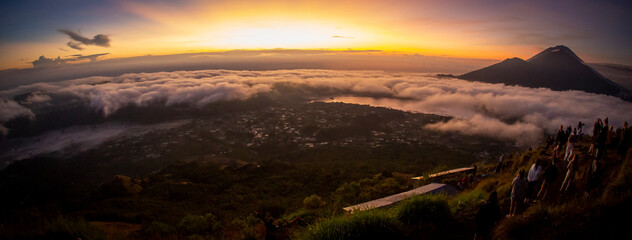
564, 132, 576, 161
474, 191, 502, 240
606, 125, 614, 148
537, 159, 558, 201
509, 170, 527, 217
618, 122, 631, 161
496, 154, 504, 173
556, 125, 567, 147
584, 159, 600, 198
560, 154, 579, 193
545, 136, 554, 150
527, 159, 543, 201
596, 126, 608, 160
593, 119, 602, 140
553, 144, 562, 159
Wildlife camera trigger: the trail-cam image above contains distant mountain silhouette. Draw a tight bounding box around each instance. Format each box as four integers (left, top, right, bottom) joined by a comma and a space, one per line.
459, 45, 631, 101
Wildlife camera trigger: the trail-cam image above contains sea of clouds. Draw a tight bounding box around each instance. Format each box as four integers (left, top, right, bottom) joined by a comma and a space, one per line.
1, 69, 631, 147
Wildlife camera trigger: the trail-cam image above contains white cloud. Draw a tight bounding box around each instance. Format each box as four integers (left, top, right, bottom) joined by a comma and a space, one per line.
425, 114, 543, 146
0, 98, 35, 135
0, 99, 34, 123
1, 69, 631, 146
21, 92, 52, 104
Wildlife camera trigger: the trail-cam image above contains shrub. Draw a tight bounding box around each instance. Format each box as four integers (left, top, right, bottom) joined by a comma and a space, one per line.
604, 151, 632, 200
395, 194, 451, 225
178, 213, 219, 236
494, 198, 632, 240
44, 216, 106, 240
184, 234, 207, 240
256, 200, 286, 219
334, 182, 362, 205
334, 174, 410, 205
450, 189, 486, 214
146, 221, 176, 237
494, 205, 553, 240
476, 179, 499, 193
283, 209, 319, 227
300, 210, 402, 240
303, 194, 326, 210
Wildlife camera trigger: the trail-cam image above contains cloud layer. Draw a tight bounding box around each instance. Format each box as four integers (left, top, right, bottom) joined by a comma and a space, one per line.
31, 53, 109, 68
1, 69, 631, 146
0, 99, 34, 135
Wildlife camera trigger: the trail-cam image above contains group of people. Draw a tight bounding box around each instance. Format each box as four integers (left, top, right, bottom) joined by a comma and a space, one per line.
513, 118, 632, 212
507, 156, 562, 217
473, 118, 631, 239
551, 123, 579, 162
519, 118, 630, 208
589, 118, 632, 161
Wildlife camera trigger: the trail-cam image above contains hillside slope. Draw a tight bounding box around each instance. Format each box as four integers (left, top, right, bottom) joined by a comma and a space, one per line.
297, 131, 632, 240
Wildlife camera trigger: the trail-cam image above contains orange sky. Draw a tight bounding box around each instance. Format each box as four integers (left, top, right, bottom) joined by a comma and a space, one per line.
1, 0, 631, 70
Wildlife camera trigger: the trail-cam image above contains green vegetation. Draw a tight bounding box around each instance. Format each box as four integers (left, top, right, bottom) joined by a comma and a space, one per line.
294, 139, 632, 240
2, 136, 629, 240
493, 149, 632, 240
145, 221, 177, 238
45, 216, 107, 240
0, 216, 107, 240
333, 173, 412, 207
494, 198, 632, 239
300, 210, 402, 240
299, 194, 461, 240
178, 213, 220, 237
395, 195, 451, 225
449, 188, 486, 216
604, 149, 632, 199
303, 195, 326, 210
6, 101, 630, 239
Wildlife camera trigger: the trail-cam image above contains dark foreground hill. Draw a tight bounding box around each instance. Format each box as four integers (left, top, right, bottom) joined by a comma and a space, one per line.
459, 45, 632, 101
299, 132, 632, 240
0, 101, 515, 240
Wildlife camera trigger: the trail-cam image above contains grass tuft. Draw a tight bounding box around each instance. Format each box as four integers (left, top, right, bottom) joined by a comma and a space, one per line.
300, 210, 401, 240
395, 194, 451, 225
44, 216, 107, 240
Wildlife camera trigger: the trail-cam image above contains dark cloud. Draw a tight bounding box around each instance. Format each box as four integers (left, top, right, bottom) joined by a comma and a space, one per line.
75, 53, 110, 62
31, 56, 68, 68
57, 29, 111, 50
31, 53, 109, 68
67, 41, 84, 50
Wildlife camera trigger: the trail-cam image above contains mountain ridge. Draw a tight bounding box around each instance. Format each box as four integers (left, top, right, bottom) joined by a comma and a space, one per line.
458, 45, 632, 101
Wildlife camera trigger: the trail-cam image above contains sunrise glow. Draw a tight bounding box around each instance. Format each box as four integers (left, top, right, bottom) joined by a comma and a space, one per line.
2, 2, 632, 239
1, 0, 631, 69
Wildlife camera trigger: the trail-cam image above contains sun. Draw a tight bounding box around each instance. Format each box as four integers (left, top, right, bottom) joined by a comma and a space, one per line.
205, 20, 372, 49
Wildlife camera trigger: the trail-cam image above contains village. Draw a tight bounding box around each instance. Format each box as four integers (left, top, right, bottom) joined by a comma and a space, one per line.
94, 101, 503, 164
